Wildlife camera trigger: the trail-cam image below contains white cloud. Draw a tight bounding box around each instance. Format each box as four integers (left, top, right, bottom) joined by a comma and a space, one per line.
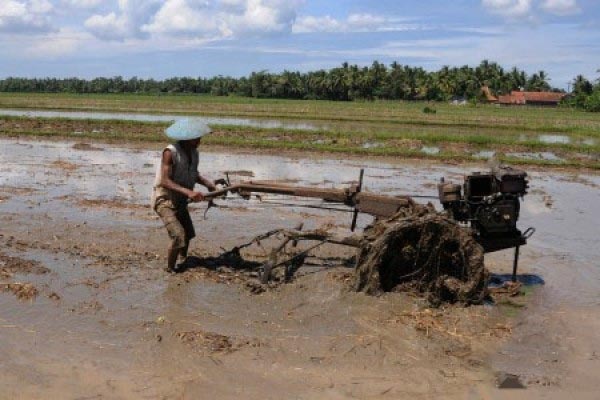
482, 0, 533, 18
84, 0, 162, 40
141, 0, 217, 35
293, 13, 419, 33
84, 0, 299, 41
0, 0, 54, 33
84, 12, 129, 40
24, 27, 87, 58
482, 0, 580, 18
217, 0, 299, 37
292, 15, 341, 33
347, 13, 386, 29
0, 0, 27, 17
540, 0, 580, 16
29, 0, 53, 13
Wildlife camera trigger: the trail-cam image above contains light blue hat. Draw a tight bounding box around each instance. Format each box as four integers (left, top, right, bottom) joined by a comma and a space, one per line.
165, 118, 212, 140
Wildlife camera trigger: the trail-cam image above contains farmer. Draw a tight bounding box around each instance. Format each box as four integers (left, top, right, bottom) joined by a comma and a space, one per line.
151, 119, 217, 273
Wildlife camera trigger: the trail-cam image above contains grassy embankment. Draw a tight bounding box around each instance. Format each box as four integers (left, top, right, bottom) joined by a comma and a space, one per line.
0, 93, 598, 169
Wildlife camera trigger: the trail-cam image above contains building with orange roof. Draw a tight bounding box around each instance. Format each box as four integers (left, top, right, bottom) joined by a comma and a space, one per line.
483, 86, 567, 106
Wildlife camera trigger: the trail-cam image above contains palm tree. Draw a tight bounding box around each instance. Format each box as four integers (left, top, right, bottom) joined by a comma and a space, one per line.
572, 75, 593, 95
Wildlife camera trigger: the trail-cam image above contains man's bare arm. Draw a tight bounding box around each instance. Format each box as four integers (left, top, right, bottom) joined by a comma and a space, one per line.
197, 175, 217, 192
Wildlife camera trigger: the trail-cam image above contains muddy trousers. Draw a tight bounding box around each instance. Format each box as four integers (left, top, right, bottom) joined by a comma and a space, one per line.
155, 200, 196, 251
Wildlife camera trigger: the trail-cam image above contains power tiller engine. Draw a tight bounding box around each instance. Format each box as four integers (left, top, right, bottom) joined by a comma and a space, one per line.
438, 165, 535, 279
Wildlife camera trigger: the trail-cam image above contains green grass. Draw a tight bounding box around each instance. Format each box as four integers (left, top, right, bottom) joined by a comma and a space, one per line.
2, 92, 600, 133
210, 124, 600, 153
0, 93, 598, 170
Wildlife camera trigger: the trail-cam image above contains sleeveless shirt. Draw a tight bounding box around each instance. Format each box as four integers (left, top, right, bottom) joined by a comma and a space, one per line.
151, 143, 199, 209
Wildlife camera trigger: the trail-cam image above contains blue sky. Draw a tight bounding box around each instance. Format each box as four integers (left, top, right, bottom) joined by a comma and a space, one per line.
0, 0, 599, 88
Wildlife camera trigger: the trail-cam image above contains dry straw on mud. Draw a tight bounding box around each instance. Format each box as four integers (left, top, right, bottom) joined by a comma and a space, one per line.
1, 282, 38, 301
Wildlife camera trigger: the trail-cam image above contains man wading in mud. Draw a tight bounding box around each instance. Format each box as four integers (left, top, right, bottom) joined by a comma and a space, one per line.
151, 119, 217, 273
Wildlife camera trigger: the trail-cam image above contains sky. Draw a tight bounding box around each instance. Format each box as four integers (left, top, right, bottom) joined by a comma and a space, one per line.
0, 0, 599, 88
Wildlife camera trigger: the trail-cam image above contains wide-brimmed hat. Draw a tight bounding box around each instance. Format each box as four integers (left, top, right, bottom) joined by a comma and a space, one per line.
165, 118, 212, 141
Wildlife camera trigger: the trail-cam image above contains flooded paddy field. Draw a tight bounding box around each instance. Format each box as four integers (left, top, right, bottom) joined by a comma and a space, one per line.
1, 137, 599, 399
1, 112, 599, 169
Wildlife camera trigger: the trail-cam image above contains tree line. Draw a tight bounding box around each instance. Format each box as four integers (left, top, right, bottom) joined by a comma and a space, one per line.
566, 74, 600, 112
2, 60, 595, 108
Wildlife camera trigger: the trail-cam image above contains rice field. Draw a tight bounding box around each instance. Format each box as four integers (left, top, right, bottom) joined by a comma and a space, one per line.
0, 93, 598, 169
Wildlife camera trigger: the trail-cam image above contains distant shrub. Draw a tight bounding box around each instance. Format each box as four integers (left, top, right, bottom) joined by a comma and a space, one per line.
423, 106, 437, 114
584, 91, 600, 112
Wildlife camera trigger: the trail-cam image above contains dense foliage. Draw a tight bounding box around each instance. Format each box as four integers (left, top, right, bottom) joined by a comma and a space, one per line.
0, 60, 558, 101
565, 74, 600, 112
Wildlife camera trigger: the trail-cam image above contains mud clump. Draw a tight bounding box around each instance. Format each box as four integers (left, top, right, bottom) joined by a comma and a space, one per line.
0, 251, 50, 278
354, 205, 489, 306
176, 330, 260, 355
244, 281, 267, 294
177, 330, 233, 353
0, 252, 46, 301
72, 142, 104, 151
51, 160, 78, 171
1, 282, 38, 301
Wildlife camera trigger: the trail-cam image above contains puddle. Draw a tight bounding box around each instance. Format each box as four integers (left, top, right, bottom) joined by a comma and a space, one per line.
362, 141, 384, 149
0, 109, 324, 131
538, 134, 571, 145
474, 150, 496, 159
421, 146, 440, 155
582, 138, 597, 146
507, 152, 564, 162
0, 138, 446, 209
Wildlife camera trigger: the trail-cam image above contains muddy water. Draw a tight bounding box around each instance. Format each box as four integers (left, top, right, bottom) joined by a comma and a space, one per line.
1, 137, 599, 399
0, 108, 324, 131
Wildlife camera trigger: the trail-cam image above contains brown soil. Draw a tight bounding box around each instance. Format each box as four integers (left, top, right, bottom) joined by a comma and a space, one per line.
0, 197, 510, 398
76, 198, 150, 210
0, 251, 50, 278
0, 186, 38, 196
50, 160, 78, 171
0, 117, 163, 138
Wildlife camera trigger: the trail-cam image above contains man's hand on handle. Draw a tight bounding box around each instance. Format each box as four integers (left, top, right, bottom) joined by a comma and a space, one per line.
187, 190, 204, 202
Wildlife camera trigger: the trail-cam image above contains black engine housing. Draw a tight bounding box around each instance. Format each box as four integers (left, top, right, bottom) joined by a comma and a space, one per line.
438, 165, 528, 252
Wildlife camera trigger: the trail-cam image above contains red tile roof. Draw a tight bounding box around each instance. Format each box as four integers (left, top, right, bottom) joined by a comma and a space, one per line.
497, 90, 566, 105
521, 91, 566, 102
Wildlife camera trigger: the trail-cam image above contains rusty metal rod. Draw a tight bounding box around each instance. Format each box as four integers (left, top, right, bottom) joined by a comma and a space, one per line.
204, 182, 348, 202
203, 180, 412, 219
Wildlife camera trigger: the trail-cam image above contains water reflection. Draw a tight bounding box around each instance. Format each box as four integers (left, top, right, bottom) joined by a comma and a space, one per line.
0, 109, 324, 131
